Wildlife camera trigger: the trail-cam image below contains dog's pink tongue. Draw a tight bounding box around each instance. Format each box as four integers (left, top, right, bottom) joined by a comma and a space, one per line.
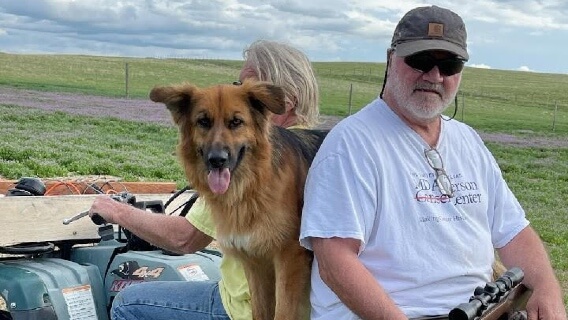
208, 168, 231, 194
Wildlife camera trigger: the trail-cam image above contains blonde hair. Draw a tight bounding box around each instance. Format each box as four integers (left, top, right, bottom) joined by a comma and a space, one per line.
243, 40, 320, 128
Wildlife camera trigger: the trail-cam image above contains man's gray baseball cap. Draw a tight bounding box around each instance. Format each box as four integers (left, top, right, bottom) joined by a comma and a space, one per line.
391, 5, 469, 60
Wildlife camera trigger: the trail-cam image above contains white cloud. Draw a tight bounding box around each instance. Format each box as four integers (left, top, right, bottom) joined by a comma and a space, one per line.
469, 64, 492, 69
0, 0, 567, 73
459, 0, 568, 29
517, 66, 533, 72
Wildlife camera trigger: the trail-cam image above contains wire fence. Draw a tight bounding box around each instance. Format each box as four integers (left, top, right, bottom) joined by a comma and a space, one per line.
3, 53, 565, 134
340, 85, 567, 133
309, 65, 568, 133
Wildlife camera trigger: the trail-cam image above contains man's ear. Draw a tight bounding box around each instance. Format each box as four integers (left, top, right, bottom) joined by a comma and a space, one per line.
149, 83, 197, 125
243, 80, 286, 116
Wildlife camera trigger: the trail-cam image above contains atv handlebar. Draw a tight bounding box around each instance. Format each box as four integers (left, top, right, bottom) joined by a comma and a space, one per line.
62, 192, 137, 225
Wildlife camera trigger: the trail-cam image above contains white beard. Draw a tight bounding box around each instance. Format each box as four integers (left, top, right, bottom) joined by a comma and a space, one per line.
386, 63, 460, 122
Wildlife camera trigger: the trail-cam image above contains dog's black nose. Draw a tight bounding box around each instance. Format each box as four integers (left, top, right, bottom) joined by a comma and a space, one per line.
208, 149, 229, 169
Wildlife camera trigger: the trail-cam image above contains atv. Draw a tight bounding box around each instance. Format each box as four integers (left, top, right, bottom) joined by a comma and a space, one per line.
0, 178, 221, 320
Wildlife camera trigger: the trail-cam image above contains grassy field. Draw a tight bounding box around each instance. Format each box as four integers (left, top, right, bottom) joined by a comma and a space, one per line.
0, 53, 567, 309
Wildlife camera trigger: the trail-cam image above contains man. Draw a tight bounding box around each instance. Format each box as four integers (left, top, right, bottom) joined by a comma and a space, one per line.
88, 39, 320, 319
299, 5, 566, 320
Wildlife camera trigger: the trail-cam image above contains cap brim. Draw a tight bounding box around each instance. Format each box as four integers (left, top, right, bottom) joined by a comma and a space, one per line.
394, 39, 469, 60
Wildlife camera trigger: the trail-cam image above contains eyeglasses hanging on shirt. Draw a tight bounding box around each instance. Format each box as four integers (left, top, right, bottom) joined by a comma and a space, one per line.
424, 148, 455, 198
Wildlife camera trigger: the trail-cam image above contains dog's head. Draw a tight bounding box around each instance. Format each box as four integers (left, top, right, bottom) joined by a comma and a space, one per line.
150, 80, 285, 196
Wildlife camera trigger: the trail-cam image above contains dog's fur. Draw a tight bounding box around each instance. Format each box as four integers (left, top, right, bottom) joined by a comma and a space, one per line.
150, 80, 327, 320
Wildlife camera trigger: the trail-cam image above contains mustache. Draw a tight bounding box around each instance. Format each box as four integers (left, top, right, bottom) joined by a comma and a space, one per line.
414, 83, 444, 95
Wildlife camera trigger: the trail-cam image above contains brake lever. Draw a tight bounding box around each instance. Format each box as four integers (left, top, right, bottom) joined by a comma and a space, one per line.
62, 210, 106, 225
62, 210, 89, 225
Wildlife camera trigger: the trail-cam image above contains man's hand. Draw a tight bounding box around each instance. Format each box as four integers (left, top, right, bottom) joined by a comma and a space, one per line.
88, 194, 128, 224
525, 287, 567, 320
498, 226, 567, 320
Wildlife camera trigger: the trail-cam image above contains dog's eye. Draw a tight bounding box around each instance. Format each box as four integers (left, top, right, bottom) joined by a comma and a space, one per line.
197, 117, 212, 128
228, 118, 243, 129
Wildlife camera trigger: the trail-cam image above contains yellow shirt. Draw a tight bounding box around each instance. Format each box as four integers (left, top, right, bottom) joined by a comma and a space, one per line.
188, 199, 251, 320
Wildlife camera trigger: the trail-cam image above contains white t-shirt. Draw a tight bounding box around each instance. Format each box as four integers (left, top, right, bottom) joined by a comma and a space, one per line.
299, 98, 529, 319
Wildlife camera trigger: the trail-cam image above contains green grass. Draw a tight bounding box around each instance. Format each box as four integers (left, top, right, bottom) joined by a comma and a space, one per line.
488, 143, 568, 309
0, 106, 183, 183
0, 54, 241, 97
490, 144, 568, 260
0, 53, 567, 309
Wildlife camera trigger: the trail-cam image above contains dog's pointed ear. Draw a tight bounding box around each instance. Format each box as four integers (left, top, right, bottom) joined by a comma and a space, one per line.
150, 84, 196, 125
246, 81, 286, 115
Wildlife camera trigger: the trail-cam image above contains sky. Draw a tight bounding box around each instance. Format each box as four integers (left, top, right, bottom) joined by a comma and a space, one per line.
0, 0, 567, 74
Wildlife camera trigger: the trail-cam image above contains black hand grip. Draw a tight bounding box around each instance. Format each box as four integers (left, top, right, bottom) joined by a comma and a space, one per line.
91, 213, 106, 225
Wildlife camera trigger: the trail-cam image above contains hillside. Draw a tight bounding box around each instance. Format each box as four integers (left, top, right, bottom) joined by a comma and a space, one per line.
0, 53, 566, 136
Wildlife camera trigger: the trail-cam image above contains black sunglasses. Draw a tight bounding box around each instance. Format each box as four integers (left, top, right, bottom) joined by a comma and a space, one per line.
404, 53, 465, 76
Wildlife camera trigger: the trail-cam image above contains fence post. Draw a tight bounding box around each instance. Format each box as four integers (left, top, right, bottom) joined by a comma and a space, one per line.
125, 62, 130, 99
461, 91, 465, 121
552, 101, 558, 131
348, 83, 353, 115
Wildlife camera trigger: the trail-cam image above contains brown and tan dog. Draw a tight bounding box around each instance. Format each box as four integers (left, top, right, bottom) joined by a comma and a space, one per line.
150, 80, 327, 320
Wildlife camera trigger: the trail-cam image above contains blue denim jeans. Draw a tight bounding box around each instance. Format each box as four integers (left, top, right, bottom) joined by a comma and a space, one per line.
111, 280, 230, 320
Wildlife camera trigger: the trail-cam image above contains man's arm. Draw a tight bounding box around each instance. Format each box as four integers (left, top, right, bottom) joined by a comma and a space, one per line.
89, 195, 213, 254
497, 226, 567, 320
311, 237, 407, 320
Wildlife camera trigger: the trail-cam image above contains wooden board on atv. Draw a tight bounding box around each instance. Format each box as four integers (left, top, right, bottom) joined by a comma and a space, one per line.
0, 193, 194, 247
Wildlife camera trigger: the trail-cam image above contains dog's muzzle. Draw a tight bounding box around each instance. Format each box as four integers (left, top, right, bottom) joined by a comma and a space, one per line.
208, 148, 229, 169
204, 145, 246, 195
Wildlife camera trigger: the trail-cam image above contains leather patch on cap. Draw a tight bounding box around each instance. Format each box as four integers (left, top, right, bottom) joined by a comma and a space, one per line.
428, 23, 444, 37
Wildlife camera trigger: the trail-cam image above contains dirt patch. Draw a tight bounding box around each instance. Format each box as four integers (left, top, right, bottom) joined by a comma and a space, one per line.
316, 115, 343, 130
0, 87, 172, 124
1, 87, 566, 148
477, 132, 567, 148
